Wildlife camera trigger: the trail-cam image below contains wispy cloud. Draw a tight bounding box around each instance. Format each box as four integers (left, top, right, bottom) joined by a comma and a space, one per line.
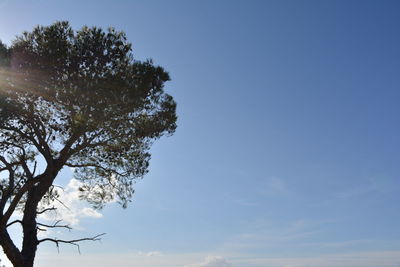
137, 251, 164, 257
334, 175, 396, 200
38, 179, 102, 227
184, 256, 232, 267
221, 218, 329, 251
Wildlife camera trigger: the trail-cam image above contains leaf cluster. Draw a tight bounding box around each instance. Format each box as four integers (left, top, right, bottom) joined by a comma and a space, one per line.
0, 21, 177, 208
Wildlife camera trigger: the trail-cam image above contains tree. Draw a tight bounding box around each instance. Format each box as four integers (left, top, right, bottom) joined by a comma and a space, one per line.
0, 21, 177, 267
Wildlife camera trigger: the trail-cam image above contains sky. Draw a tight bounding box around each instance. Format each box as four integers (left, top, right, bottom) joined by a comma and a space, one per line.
0, 0, 400, 266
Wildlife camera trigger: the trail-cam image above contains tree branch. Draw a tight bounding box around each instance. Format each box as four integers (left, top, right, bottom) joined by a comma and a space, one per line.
65, 162, 126, 177
37, 220, 72, 230
21, 160, 34, 180
6, 220, 23, 228
0, 126, 43, 157
0, 176, 44, 227
38, 233, 105, 253
37, 207, 57, 215
0, 157, 16, 213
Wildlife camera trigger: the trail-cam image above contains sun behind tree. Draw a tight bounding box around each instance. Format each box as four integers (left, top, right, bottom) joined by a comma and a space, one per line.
0, 21, 177, 267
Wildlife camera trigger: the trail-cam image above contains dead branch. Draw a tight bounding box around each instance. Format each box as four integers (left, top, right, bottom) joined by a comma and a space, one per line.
37, 220, 72, 230
38, 233, 105, 253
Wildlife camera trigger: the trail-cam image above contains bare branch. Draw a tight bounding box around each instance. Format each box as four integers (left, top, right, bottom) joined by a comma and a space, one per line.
53, 197, 71, 211
0, 156, 14, 171
37, 220, 72, 230
39, 233, 105, 253
6, 220, 23, 228
37, 207, 57, 215
21, 160, 34, 180
32, 161, 37, 177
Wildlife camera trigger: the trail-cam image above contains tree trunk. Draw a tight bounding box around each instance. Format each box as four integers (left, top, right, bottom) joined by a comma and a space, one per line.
21, 193, 39, 267
20, 172, 59, 267
1, 163, 63, 266
0, 230, 24, 267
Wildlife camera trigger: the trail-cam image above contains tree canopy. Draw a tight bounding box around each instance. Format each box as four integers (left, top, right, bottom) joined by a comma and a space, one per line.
0, 21, 177, 267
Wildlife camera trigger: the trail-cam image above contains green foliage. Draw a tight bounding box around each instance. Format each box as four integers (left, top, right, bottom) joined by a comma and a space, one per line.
0, 21, 177, 208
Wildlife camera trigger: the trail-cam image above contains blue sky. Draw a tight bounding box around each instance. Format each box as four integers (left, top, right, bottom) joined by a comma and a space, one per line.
1, 0, 400, 266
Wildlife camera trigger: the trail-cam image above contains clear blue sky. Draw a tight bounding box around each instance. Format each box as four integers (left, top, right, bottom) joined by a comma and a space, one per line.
1, 1, 400, 266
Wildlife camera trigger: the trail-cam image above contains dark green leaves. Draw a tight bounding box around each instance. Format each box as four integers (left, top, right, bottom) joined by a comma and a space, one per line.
0, 21, 177, 208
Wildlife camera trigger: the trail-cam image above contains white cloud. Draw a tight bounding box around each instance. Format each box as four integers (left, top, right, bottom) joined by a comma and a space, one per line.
184, 256, 232, 267
38, 179, 102, 227
137, 251, 163, 257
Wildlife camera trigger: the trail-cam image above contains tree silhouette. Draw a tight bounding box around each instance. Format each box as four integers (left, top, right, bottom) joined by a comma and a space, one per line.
0, 22, 177, 267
